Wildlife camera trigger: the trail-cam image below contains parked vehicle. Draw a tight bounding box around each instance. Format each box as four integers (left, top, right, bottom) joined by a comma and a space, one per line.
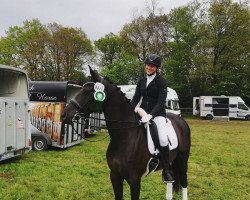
193, 96, 250, 120
118, 85, 181, 115
29, 81, 100, 151
0, 64, 31, 161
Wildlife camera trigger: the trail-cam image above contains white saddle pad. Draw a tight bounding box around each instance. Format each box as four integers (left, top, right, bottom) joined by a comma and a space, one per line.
146, 118, 178, 155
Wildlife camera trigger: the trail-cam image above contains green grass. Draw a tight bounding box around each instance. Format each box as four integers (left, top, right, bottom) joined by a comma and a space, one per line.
0, 119, 249, 200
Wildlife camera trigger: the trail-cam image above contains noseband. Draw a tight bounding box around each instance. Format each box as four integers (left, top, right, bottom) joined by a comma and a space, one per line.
70, 98, 84, 111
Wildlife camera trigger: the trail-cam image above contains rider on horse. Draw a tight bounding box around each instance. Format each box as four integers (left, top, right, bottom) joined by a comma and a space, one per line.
131, 53, 175, 183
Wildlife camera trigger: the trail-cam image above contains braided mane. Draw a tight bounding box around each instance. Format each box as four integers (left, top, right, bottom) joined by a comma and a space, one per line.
103, 77, 132, 105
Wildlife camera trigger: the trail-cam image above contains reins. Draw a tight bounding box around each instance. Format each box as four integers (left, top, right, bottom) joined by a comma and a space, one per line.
67, 81, 143, 142
72, 114, 142, 130
84, 115, 142, 129
69, 115, 142, 142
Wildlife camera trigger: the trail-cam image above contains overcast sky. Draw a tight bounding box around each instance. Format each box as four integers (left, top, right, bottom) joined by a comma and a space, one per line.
0, 0, 191, 41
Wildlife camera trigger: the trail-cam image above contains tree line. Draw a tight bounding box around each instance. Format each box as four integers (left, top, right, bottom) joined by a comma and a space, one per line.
0, 0, 249, 107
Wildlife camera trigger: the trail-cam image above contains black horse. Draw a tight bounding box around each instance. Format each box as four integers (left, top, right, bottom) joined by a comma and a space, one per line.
61, 67, 191, 200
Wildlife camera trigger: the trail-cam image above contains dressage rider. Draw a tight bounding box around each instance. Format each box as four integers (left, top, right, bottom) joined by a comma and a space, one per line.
131, 53, 174, 183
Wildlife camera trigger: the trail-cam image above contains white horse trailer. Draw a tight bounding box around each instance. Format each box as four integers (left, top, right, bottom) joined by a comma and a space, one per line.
0, 64, 31, 161
193, 96, 250, 120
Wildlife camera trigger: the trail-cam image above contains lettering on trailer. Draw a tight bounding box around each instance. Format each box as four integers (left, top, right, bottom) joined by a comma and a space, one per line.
29, 84, 35, 91
36, 93, 57, 101
29, 83, 65, 102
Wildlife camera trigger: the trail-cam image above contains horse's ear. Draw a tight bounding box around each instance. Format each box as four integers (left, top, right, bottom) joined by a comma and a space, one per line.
89, 65, 101, 82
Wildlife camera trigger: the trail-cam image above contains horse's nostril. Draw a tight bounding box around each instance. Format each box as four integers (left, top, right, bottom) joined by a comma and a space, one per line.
61, 112, 67, 120
74, 115, 80, 120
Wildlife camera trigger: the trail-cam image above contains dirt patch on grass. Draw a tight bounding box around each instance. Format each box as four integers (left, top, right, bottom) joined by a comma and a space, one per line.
0, 172, 14, 179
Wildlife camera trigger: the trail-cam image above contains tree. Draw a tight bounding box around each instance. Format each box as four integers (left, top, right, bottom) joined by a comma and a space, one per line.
44, 23, 93, 82
198, 0, 250, 102
0, 19, 93, 84
94, 33, 124, 66
0, 19, 48, 76
101, 54, 143, 85
165, 5, 200, 107
120, 14, 170, 62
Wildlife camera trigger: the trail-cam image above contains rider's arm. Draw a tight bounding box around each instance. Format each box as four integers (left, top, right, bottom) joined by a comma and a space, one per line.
149, 78, 167, 117
131, 80, 142, 109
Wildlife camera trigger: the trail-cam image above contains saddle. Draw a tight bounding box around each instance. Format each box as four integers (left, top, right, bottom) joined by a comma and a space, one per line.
144, 119, 178, 176
134, 107, 178, 154
146, 118, 178, 155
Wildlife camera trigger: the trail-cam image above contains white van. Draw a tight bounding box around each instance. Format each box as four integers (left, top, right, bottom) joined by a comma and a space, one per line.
118, 85, 181, 115
193, 96, 250, 120
0, 64, 31, 161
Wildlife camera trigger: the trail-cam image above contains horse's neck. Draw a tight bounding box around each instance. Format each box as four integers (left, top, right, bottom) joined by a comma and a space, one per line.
103, 101, 135, 124
103, 94, 137, 134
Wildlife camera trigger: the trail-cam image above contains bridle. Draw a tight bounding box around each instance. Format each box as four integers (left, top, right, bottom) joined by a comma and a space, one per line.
70, 98, 84, 111
68, 81, 142, 131
69, 82, 95, 113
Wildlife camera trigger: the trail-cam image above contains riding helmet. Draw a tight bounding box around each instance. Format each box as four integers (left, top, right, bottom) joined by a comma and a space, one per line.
144, 54, 162, 68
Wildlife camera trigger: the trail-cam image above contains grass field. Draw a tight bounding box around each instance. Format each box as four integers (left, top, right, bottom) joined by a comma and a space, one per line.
0, 119, 249, 200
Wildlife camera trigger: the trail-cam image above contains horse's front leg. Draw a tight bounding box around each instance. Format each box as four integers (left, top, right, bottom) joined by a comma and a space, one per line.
110, 171, 124, 200
127, 176, 141, 200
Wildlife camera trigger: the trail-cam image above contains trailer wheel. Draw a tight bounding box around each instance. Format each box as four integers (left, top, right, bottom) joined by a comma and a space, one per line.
206, 114, 213, 120
32, 137, 48, 151
245, 115, 250, 121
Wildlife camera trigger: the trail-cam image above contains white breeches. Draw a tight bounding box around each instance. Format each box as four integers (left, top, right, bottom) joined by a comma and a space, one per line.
153, 116, 169, 147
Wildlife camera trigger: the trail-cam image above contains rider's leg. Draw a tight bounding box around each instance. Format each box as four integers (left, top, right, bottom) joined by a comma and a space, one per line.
153, 116, 174, 183
159, 145, 174, 183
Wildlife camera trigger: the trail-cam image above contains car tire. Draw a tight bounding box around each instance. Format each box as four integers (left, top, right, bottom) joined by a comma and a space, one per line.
206, 114, 213, 120
245, 115, 250, 121
32, 137, 48, 151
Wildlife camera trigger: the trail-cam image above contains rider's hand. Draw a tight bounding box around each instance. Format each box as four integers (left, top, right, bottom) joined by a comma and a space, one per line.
140, 114, 152, 123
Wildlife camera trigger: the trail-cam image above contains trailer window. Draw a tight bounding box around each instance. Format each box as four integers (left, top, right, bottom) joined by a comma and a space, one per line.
205, 104, 212, 107
229, 104, 237, 108
0, 70, 28, 98
165, 100, 172, 109
172, 100, 180, 110
238, 103, 249, 110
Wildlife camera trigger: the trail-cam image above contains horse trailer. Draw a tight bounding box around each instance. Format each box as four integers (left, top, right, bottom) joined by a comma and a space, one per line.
118, 85, 181, 115
0, 64, 31, 161
29, 81, 100, 151
193, 96, 250, 120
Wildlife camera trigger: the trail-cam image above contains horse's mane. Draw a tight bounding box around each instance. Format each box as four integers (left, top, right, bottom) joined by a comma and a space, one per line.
103, 77, 140, 122
103, 77, 133, 106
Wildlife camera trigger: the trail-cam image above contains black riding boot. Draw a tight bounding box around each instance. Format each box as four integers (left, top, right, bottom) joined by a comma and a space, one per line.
160, 145, 174, 183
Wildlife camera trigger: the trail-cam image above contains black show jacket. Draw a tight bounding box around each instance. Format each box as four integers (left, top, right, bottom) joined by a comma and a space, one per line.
131, 73, 167, 118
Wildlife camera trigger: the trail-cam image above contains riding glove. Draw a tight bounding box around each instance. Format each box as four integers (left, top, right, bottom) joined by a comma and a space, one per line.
140, 114, 152, 123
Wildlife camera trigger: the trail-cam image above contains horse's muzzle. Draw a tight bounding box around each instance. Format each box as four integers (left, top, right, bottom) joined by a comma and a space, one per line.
61, 111, 72, 124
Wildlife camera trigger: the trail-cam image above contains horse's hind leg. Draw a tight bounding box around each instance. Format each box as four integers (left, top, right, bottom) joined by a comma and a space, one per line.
127, 176, 141, 200
172, 152, 189, 199
110, 171, 124, 200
